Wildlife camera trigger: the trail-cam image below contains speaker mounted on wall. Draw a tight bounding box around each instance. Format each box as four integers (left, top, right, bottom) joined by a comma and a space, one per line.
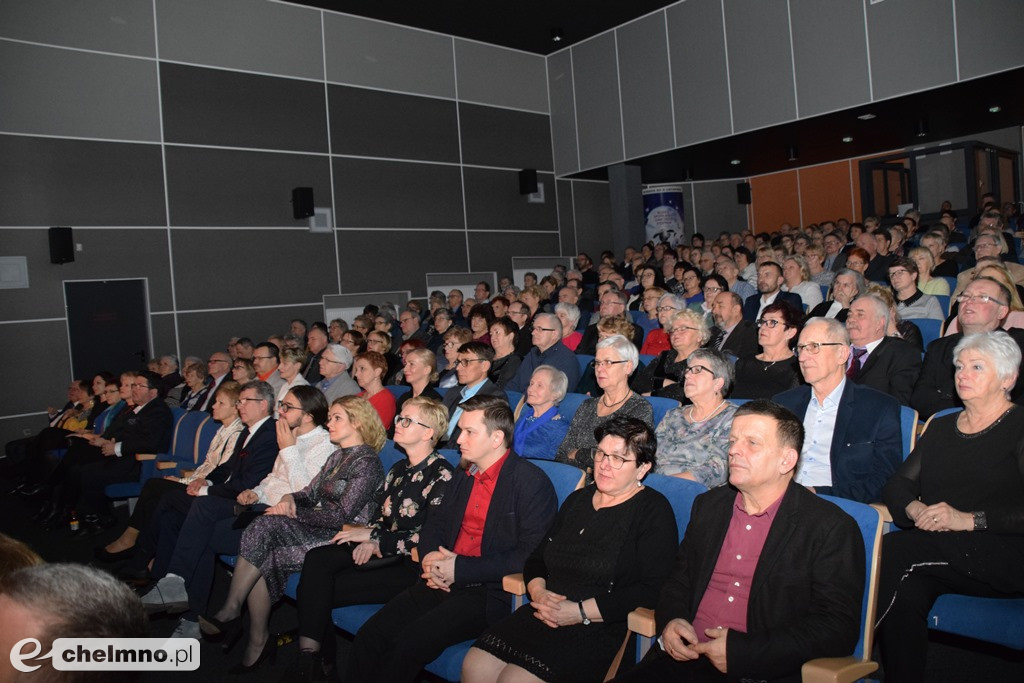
518, 169, 538, 195
736, 182, 752, 205
49, 227, 74, 264
292, 187, 314, 219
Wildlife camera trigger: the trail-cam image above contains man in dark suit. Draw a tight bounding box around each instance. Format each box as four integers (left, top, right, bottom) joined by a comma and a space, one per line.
505, 313, 581, 394
706, 292, 759, 358
301, 322, 329, 384
440, 342, 507, 447
741, 262, 802, 321
845, 295, 921, 404
346, 395, 557, 682
136, 380, 278, 630
774, 317, 902, 503
616, 400, 864, 682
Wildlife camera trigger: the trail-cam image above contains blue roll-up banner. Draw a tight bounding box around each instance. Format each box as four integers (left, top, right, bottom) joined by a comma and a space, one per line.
642, 185, 685, 247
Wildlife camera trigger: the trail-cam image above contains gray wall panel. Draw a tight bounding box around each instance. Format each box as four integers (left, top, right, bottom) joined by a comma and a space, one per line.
329, 86, 459, 162
150, 314, 178, 361
572, 33, 624, 170
459, 104, 553, 171
693, 180, 750, 236
789, 0, 870, 117
0, 321, 71, 417
617, 13, 675, 158
155, 0, 323, 80
547, 50, 580, 176
0, 42, 160, 141
468, 232, 560, 275
161, 63, 328, 153
557, 180, 576, 256
454, 40, 548, 113
867, 0, 956, 100
0, 414, 51, 453
170, 229, 337, 310
0, 0, 155, 56
724, 0, 797, 132
0, 228, 173, 320
464, 169, 558, 231
176, 305, 325, 359
332, 158, 464, 230
324, 14, 455, 98
666, 0, 733, 146
0, 135, 166, 226
955, 0, 1024, 79
336, 230, 468, 295
165, 147, 331, 227
571, 181, 613, 257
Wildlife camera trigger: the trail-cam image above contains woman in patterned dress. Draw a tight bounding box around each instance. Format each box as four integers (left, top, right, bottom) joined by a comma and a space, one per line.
283, 396, 456, 681
199, 396, 386, 673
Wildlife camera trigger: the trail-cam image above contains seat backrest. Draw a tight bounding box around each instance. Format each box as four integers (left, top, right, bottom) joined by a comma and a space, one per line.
576, 354, 594, 377
194, 415, 219, 465
934, 294, 951, 317
437, 448, 462, 466
505, 390, 524, 418
642, 473, 707, 543
378, 439, 405, 473
908, 317, 942, 349
898, 405, 918, 461
557, 393, 588, 422
528, 458, 585, 507
729, 398, 751, 406
941, 276, 957, 294
384, 385, 407, 401
921, 407, 962, 435
645, 396, 680, 429
819, 495, 884, 663
168, 410, 204, 461
638, 354, 656, 367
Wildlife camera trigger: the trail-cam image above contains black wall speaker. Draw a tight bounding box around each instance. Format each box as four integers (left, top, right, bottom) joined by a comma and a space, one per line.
518, 169, 538, 195
737, 182, 752, 205
292, 187, 314, 219
49, 227, 74, 264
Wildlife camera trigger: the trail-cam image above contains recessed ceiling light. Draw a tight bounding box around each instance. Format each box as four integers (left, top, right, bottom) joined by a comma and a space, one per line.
857, 113, 876, 121
989, 105, 1001, 113
551, 28, 563, 42
842, 136, 853, 143
730, 159, 741, 166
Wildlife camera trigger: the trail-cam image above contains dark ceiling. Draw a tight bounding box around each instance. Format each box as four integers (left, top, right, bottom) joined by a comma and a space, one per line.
287, 2, 1023, 182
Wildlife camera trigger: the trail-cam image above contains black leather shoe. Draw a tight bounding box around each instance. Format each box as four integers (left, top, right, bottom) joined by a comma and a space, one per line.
229, 639, 276, 675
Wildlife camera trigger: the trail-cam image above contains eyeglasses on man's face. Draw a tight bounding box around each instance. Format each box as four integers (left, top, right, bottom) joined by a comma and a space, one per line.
957, 293, 1007, 306
452, 358, 487, 368
794, 342, 845, 356
277, 401, 303, 414
235, 397, 265, 406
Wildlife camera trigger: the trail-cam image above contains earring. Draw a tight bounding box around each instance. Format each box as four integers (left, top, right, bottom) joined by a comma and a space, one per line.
636, 479, 642, 487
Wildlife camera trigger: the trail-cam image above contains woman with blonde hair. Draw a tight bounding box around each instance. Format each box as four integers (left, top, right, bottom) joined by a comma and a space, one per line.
908, 246, 950, 295
631, 308, 708, 401
395, 347, 441, 416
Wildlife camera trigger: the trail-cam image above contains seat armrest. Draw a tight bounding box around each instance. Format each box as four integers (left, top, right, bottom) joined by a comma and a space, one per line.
802, 656, 878, 683
178, 469, 195, 480
503, 573, 527, 595
627, 607, 657, 638
135, 453, 157, 461
411, 547, 419, 563
870, 502, 893, 524
154, 461, 177, 470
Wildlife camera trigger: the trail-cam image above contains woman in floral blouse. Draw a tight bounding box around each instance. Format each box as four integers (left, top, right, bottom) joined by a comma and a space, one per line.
285, 396, 455, 681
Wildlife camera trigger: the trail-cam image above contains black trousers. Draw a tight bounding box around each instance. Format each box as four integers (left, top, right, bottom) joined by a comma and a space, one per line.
345, 581, 489, 682
127, 477, 186, 530
296, 544, 419, 665
611, 645, 726, 682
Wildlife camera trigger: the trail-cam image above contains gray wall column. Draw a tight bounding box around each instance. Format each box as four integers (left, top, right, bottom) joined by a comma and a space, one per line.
608, 163, 645, 255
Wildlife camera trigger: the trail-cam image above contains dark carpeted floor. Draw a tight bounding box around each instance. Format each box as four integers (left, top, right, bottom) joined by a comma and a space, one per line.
2, 471, 1021, 682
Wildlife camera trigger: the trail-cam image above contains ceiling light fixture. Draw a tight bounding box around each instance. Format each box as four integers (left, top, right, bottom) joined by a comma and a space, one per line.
787, 145, 798, 162
730, 159, 741, 166
989, 105, 1001, 113
551, 28, 563, 42
842, 136, 853, 143
916, 118, 929, 137
857, 113, 876, 121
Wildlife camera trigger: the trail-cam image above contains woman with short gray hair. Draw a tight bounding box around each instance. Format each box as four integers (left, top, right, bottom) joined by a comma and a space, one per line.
631, 309, 707, 402
879, 330, 1024, 680
554, 302, 582, 351
511, 366, 571, 460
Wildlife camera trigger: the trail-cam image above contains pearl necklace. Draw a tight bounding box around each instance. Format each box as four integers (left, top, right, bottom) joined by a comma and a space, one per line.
687, 398, 727, 424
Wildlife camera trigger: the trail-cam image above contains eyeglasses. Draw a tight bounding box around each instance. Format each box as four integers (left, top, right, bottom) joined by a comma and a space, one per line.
452, 358, 487, 368
252, 355, 274, 360
668, 325, 698, 334
207, 358, 229, 364
888, 270, 911, 278
130, 383, 152, 390
277, 401, 303, 414
601, 299, 625, 307
593, 449, 636, 469
590, 359, 629, 369
755, 318, 784, 328
508, 309, 528, 317
235, 397, 265, 405
684, 365, 715, 377
534, 326, 558, 333
656, 306, 679, 313
321, 356, 345, 364
442, 341, 460, 349
957, 293, 1007, 306
846, 260, 866, 268
394, 415, 431, 429
703, 286, 723, 293
794, 342, 845, 356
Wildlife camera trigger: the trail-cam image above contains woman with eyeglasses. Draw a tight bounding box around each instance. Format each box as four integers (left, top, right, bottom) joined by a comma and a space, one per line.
281, 396, 455, 681
555, 335, 653, 477
631, 309, 708, 402
464, 416, 677, 683
654, 348, 738, 487
199, 396, 385, 673
731, 301, 803, 399
640, 292, 685, 356
366, 330, 401, 390
231, 357, 257, 383
842, 247, 871, 278
274, 347, 309, 417
437, 326, 473, 389
178, 362, 212, 412
575, 316, 639, 397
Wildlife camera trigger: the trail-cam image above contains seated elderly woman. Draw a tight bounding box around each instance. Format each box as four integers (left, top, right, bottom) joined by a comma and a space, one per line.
340, 329, 367, 358
635, 286, 668, 339
351, 351, 397, 427
805, 243, 836, 287
782, 254, 824, 309
467, 303, 496, 345
888, 256, 945, 321
487, 316, 522, 389
179, 362, 212, 412
908, 246, 951, 296
437, 326, 474, 389
554, 302, 582, 351
275, 347, 309, 415
575, 315, 638, 396
654, 348, 738, 487
631, 308, 708, 402
328, 318, 347, 344
555, 335, 653, 476
843, 246, 871, 278
365, 330, 400, 386
287, 396, 456, 681
463, 416, 677, 683
512, 365, 571, 460
199, 396, 386, 672
231, 357, 257, 384
732, 301, 802, 399
639, 293, 685, 356
808, 268, 866, 323
878, 331, 1024, 682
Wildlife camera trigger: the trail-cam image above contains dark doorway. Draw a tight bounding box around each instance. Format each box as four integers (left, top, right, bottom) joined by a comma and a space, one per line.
64, 279, 151, 378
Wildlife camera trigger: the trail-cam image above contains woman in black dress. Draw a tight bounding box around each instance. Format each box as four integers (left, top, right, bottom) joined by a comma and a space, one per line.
731, 301, 803, 399
463, 416, 678, 682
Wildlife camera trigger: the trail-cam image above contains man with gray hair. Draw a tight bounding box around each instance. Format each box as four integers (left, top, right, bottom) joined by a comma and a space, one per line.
844, 294, 921, 404
773, 317, 901, 503
505, 312, 581, 394
315, 343, 359, 402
